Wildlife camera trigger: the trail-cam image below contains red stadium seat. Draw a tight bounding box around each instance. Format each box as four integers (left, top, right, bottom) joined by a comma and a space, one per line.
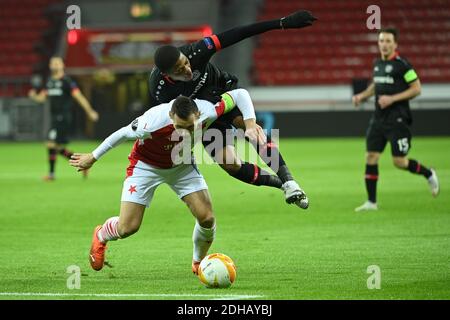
253, 0, 450, 85
0, 0, 61, 97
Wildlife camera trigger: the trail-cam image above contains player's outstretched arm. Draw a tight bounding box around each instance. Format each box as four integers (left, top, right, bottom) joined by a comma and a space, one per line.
69, 153, 96, 171
69, 117, 150, 171
215, 10, 317, 50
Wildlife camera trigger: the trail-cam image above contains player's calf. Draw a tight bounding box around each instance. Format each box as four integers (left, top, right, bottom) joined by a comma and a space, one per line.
400, 158, 438, 197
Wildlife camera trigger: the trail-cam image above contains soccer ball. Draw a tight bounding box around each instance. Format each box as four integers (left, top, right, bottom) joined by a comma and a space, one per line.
198, 253, 236, 288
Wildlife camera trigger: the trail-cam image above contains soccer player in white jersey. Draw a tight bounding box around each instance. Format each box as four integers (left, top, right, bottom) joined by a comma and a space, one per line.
69, 88, 264, 274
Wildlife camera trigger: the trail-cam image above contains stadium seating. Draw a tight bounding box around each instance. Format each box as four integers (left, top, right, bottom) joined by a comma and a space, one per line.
253, 0, 450, 85
0, 0, 61, 96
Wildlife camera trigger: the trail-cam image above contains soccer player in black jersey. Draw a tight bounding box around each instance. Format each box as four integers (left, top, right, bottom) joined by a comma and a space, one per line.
353, 28, 439, 212
29, 56, 99, 181
148, 10, 317, 209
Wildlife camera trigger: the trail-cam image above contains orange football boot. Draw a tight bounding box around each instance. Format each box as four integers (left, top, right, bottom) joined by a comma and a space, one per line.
89, 225, 107, 271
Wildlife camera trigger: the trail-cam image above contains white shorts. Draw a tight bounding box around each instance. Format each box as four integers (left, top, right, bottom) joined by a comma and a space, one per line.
121, 160, 208, 207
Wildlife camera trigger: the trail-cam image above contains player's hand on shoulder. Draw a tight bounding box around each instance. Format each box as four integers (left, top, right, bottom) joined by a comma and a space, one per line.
280, 10, 317, 29
69, 153, 96, 171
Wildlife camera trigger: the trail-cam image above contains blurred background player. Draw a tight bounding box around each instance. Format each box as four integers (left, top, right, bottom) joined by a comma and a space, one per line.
69, 89, 262, 273
148, 10, 317, 209
28, 56, 99, 181
353, 28, 440, 212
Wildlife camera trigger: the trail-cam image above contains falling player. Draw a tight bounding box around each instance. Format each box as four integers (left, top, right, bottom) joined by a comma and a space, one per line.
69, 88, 264, 274
148, 10, 318, 209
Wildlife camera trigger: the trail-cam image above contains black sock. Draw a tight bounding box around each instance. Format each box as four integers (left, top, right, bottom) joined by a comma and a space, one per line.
365, 164, 378, 203
407, 159, 432, 179
48, 148, 57, 175
230, 162, 282, 189
59, 148, 74, 159
254, 137, 292, 183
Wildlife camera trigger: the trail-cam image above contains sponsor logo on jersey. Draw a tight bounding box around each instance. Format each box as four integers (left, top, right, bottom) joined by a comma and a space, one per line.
374, 76, 394, 84
47, 88, 63, 96
191, 72, 208, 97
203, 37, 214, 50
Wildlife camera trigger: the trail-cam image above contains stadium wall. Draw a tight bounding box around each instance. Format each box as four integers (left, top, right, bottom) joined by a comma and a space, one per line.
2, 83, 449, 141
248, 84, 450, 137
67, 0, 220, 28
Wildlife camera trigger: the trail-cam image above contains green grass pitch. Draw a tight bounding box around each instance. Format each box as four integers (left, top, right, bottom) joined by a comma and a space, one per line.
0, 137, 449, 300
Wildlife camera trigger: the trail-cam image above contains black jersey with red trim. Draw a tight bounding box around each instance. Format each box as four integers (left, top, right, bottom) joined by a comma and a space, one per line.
45, 75, 79, 119
373, 52, 419, 124
148, 35, 237, 106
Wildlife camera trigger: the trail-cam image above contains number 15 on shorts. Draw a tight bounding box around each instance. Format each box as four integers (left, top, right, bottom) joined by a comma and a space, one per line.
397, 138, 410, 154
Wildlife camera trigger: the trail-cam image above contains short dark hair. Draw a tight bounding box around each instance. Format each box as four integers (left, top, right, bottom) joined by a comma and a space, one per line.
378, 28, 398, 42
154, 45, 180, 73
171, 96, 199, 120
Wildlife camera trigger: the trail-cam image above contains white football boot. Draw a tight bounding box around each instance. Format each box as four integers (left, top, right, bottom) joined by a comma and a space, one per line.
354, 201, 378, 212
282, 180, 309, 209
427, 169, 440, 197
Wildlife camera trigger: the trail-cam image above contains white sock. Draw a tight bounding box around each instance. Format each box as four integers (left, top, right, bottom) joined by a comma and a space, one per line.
192, 221, 216, 262
97, 216, 121, 243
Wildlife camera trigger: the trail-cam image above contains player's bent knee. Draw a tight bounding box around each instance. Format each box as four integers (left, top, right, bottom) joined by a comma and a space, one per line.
232, 116, 245, 129
220, 162, 241, 174
198, 215, 215, 229
47, 142, 56, 149
393, 157, 408, 169
366, 152, 380, 164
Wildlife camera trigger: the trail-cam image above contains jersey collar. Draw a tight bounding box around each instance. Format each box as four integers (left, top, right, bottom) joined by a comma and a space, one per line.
163, 74, 176, 84
388, 51, 399, 61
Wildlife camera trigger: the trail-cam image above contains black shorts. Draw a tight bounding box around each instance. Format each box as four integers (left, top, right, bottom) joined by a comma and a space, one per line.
366, 116, 412, 157
48, 117, 71, 144
202, 120, 235, 158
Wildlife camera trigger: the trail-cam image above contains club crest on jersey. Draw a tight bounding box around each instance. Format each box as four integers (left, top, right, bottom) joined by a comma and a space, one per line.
385, 65, 393, 73
131, 119, 138, 131
192, 70, 201, 81
203, 37, 214, 49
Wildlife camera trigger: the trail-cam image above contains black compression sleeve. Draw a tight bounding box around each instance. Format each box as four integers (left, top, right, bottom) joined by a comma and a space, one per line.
215, 19, 281, 49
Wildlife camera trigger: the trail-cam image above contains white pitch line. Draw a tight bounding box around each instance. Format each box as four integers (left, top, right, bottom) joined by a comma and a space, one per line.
0, 292, 264, 300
